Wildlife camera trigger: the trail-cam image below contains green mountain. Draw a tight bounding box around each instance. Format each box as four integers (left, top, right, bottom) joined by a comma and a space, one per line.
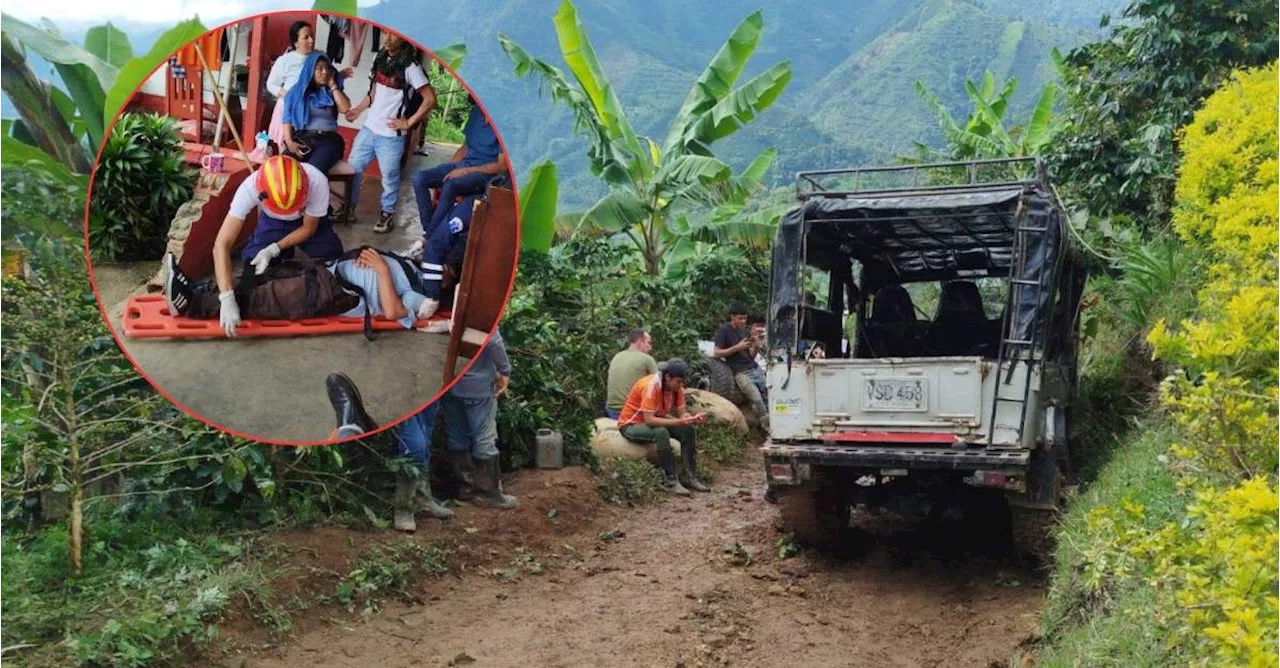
368, 0, 1119, 209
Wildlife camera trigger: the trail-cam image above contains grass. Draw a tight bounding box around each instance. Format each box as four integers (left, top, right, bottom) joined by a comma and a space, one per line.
1032, 421, 1189, 667
1, 512, 273, 667
329, 540, 450, 615
424, 115, 464, 145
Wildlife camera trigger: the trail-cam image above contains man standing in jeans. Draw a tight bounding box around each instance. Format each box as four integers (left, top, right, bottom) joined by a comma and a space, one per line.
713, 302, 770, 429
344, 32, 436, 234
441, 329, 517, 509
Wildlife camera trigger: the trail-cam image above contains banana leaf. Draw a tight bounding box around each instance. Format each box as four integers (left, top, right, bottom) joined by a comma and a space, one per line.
551, 0, 647, 180
83, 23, 132, 68
681, 61, 791, 154
433, 43, 466, 70
518, 160, 558, 253
661, 10, 764, 156
1, 14, 117, 87
312, 0, 357, 15
578, 190, 649, 235
103, 18, 206, 128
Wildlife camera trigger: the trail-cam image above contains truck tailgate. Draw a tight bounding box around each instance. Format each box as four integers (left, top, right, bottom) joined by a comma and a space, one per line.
809, 357, 985, 432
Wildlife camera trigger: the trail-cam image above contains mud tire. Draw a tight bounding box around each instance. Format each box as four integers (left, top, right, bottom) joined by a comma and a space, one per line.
705, 357, 747, 405
776, 481, 850, 549
1011, 507, 1057, 565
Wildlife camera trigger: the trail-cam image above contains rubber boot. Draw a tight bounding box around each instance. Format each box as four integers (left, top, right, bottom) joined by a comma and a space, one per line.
446, 450, 477, 501
679, 442, 711, 493
415, 479, 454, 519
658, 448, 690, 496
471, 457, 518, 509
392, 473, 417, 532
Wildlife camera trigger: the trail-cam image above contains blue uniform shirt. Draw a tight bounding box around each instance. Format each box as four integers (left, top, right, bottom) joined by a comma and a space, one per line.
459, 106, 501, 168
330, 257, 427, 329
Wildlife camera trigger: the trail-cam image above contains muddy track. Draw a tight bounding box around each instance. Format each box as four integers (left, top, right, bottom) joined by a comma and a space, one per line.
242, 451, 1044, 667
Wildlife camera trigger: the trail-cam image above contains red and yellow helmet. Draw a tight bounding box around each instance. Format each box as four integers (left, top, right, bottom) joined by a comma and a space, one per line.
256, 155, 310, 218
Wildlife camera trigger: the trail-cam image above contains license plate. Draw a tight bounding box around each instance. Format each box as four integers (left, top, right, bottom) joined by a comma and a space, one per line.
863, 378, 927, 412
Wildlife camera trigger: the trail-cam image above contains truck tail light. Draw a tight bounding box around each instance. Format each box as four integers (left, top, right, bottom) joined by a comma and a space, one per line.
768, 463, 794, 483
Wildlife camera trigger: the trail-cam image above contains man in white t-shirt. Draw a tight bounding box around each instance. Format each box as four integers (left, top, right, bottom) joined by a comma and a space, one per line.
171, 155, 345, 337
344, 31, 437, 234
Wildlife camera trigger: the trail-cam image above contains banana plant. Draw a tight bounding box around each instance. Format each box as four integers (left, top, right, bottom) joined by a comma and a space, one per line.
910, 69, 1062, 161
500, 0, 791, 275
1, 14, 205, 189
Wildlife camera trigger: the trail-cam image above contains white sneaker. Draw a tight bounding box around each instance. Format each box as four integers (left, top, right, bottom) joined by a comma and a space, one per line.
404, 238, 425, 261
417, 319, 451, 334
417, 298, 440, 320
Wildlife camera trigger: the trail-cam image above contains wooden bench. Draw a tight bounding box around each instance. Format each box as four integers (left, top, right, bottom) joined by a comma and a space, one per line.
327, 160, 356, 224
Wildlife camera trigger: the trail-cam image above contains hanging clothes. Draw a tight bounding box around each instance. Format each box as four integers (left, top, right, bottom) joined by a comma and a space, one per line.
175, 27, 224, 69
371, 26, 381, 53
322, 15, 346, 64
346, 21, 369, 66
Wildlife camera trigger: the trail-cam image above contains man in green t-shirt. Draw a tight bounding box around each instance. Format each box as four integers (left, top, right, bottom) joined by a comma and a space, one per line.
605, 329, 657, 419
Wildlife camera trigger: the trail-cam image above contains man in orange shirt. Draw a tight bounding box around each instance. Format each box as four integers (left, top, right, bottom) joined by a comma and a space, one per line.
617, 359, 709, 495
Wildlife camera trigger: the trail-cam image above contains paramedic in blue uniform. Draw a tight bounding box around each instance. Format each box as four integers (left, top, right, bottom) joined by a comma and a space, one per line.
412, 194, 480, 320
210, 154, 344, 337
410, 101, 508, 240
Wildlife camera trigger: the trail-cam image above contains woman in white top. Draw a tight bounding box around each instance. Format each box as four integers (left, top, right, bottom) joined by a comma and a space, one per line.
266, 21, 352, 152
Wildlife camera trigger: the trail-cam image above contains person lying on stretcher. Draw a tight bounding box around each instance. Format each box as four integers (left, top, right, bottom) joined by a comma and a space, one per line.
163, 247, 439, 338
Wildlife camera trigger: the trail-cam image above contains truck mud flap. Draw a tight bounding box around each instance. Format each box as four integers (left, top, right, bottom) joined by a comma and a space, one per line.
762, 443, 1029, 471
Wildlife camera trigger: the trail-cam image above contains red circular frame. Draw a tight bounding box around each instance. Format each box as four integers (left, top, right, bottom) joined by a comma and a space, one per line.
83, 10, 521, 447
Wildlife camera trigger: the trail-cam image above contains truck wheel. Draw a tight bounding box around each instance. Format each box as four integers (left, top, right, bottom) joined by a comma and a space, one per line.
1011, 468, 1064, 564
705, 357, 746, 405
776, 482, 850, 549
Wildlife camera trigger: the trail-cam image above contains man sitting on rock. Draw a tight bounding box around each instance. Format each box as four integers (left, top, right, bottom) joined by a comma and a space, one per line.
616, 359, 709, 495
713, 303, 770, 430
604, 328, 657, 419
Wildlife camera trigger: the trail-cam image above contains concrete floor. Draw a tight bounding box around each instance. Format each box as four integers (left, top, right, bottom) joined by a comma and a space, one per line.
94, 143, 471, 444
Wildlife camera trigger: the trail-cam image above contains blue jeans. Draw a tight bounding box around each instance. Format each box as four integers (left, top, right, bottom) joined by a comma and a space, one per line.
394, 401, 440, 474
441, 394, 499, 460
411, 161, 490, 238
346, 127, 404, 214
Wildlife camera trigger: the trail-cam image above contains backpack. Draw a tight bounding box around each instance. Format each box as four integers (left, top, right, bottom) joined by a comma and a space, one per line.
369, 47, 428, 136
238, 259, 361, 321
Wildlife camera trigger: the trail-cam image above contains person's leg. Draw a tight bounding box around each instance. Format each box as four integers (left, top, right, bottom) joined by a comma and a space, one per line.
465, 396, 516, 508
670, 423, 709, 492
411, 161, 456, 237
747, 367, 768, 404
619, 423, 688, 495
735, 371, 770, 429
374, 134, 405, 216
441, 393, 477, 500
427, 172, 489, 238
417, 219, 453, 300
393, 403, 452, 521
306, 133, 345, 175
345, 127, 377, 211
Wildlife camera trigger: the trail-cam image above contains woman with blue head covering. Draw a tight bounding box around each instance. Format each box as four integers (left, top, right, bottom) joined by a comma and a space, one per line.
281, 51, 350, 174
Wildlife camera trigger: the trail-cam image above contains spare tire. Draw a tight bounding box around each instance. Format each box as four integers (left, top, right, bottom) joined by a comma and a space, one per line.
705, 357, 746, 405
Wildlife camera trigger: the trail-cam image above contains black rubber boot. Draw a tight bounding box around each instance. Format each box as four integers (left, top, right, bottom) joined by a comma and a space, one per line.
658, 448, 690, 496
325, 373, 377, 435
446, 450, 477, 501
679, 442, 711, 493
471, 457, 517, 509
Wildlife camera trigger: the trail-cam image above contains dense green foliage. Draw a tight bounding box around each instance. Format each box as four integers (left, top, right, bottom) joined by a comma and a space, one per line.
87, 113, 195, 261
1049, 0, 1279, 228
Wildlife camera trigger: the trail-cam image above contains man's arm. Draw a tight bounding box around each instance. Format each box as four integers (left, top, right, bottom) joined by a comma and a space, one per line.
388, 84, 437, 131
272, 215, 319, 252
711, 330, 752, 359
642, 409, 694, 428
449, 144, 467, 162
212, 214, 246, 293
446, 154, 508, 181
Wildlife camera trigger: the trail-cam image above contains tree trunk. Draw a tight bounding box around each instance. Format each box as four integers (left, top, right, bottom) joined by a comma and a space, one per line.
69, 478, 83, 576
0, 34, 92, 174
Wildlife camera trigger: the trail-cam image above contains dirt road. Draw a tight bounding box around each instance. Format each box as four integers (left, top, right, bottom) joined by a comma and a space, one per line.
245, 451, 1044, 667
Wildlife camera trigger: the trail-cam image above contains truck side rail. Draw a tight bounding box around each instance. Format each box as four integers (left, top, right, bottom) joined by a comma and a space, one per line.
795, 157, 1046, 200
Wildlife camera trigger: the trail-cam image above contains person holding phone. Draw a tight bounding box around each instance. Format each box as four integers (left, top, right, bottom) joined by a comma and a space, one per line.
615, 359, 710, 495
281, 52, 350, 174
713, 303, 770, 430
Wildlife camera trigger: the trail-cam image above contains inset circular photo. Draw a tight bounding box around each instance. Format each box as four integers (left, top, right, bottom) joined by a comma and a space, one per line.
85, 11, 518, 445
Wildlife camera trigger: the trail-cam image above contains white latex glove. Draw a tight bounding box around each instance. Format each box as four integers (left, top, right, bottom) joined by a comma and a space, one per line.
219, 291, 242, 338
250, 242, 281, 275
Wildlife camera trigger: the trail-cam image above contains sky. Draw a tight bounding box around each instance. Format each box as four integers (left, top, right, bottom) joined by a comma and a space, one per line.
2, 0, 382, 25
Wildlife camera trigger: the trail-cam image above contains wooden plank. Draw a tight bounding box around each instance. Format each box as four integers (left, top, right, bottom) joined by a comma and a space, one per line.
444, 186, 518, 384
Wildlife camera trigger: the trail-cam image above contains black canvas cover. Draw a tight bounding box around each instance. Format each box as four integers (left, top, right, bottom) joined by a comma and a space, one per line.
769, 185, 1063, 353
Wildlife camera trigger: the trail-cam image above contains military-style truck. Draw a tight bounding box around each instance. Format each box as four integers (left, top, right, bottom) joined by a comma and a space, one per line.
762, 158, 1087, 560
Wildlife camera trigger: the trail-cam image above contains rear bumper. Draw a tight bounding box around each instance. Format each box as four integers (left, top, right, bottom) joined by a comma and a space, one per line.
762, 441, 1029, 484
